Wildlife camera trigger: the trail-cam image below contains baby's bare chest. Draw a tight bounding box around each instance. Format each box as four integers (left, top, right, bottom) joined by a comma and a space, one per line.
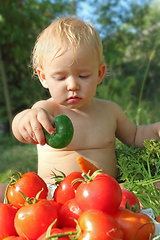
68, 113, 117, 149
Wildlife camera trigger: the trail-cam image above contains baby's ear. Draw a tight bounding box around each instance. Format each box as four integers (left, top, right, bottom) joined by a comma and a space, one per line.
98, 63, 107, 85
36, 68, 48, 88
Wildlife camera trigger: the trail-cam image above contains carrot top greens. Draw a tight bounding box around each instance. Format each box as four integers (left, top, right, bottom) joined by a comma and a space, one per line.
117, 139, 160, 217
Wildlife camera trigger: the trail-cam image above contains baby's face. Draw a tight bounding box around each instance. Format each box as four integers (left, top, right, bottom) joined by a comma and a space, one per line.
38, 45, 106, 109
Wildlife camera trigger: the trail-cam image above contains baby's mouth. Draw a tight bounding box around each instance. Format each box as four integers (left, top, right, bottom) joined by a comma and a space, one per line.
67, 96, 81, 103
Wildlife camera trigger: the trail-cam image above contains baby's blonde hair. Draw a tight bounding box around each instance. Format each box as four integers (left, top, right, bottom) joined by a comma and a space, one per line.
32, 17, 103, 75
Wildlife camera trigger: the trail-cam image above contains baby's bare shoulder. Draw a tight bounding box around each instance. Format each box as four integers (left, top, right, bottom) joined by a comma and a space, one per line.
32, 98, 54, 108
95, 98, 122, 112
32, 98, 58, 115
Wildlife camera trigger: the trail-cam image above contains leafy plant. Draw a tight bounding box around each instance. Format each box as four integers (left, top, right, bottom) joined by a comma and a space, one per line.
117, 139, 160, 217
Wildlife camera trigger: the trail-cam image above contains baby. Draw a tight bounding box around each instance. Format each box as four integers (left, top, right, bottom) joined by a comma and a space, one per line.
0, 16, 160, 202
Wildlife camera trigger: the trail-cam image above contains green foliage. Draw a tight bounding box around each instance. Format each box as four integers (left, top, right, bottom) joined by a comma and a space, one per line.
96, 75, 136, 111
0, 0, 71, 129
117, 139, 160, 181
1, 0, 160, 133
0, 134, 38, 183
96, 0, 160, 124
117, 139, 160, 217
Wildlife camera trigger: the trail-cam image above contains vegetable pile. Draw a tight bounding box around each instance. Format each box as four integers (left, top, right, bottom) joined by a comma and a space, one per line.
0, 156, 158, 240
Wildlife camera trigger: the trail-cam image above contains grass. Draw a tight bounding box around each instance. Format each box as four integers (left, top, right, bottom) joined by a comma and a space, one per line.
0, 135, 38, 183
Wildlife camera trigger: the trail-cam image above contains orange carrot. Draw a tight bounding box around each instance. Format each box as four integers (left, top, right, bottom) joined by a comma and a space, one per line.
77, 156, 99, 175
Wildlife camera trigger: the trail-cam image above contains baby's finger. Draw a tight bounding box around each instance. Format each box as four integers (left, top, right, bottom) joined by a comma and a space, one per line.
30, 119, 46, 145
20, 126, 38, 144
22, 122, 37, 142
37, 111, 55, 135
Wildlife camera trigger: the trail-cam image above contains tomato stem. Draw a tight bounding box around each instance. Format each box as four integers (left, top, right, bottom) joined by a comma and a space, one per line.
19, 188, 44, 205
3, 179, 12, 204
45, 220, 81, 240
3, 171, 22, 204
72, 169, 103, 186
125, 200, 140, 213
82, 169, 103, 182
9, 170, 22, 185
50, 169, 66, 186
46, 220, 58, 237
133, 221, 154, 240
45, 231, 77, 240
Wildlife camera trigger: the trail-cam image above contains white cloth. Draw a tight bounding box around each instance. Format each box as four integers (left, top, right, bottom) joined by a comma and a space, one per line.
47, 184, 57, 200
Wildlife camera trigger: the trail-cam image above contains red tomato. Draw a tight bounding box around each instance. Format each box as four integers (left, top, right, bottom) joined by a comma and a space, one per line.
48, 199, 62, 213
61, 227, 77, 238
62, 227, 77, 232
78, 209, 124, 240
120, 189, 140, 211
53, 171, 83, 205
75, 173, 122, 214
0, 203, 18, 239
37, 228, 70, 240
59, 198, 83, 228
7, 172, 48, 208
48, 200, 62, 228
156, 214, 160, 222
3, 237, 26, 240
111, 207, 155, 240
14, 199, 58, 240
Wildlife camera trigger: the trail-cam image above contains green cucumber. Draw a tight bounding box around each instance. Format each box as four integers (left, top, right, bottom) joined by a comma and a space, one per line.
43, 115, 74, 149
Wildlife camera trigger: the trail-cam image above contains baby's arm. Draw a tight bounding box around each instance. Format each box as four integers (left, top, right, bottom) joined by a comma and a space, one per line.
134, 123, 160, 147
114, 103, 160, 147
0, 183, 7, 203
12, 101, 55, 145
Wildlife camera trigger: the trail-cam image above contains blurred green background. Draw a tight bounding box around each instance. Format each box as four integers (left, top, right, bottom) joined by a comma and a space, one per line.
0, 0, 160, 182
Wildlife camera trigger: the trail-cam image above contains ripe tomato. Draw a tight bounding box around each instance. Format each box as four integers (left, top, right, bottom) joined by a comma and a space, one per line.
75, 173, 122, 214
0, 203, 18, 239
37, 228, 70, 240
48, 199, 62, 213
59, 198, 83, 228
78, 209, 124, 240
7, 172, 48, 208
53, 171, 83, 205
156, 214, 160, 222
3, 237, 27, 240
61, 227, 77, 239
111, 207, 155, 240
48, 200, 62, 228
120, 189, 140, 211
14, 199, 58, 240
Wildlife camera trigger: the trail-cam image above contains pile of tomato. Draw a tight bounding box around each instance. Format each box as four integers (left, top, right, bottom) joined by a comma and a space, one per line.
0, 170, 156, 240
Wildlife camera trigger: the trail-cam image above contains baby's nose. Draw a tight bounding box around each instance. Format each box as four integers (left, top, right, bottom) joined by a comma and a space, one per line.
67, 77, 79, 91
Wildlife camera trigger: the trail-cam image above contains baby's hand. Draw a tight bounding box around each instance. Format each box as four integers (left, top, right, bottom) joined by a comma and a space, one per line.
15, 108, 54, 145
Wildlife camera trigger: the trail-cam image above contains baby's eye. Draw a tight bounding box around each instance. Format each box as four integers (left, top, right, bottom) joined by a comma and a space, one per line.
53, 75, 65, 80
79, 75, 89, 79
58, 76, 65, 80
